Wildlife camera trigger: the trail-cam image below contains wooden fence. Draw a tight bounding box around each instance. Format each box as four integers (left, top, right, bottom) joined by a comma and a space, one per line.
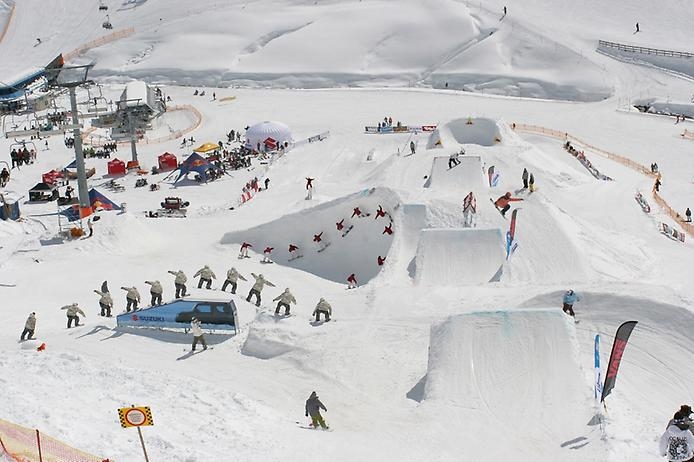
598, 40, 694, 59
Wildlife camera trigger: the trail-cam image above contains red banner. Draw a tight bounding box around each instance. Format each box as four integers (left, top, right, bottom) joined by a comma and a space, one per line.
601, 321, 638, 402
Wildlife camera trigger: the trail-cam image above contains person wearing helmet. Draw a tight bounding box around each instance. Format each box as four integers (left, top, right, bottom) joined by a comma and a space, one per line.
562, 290, 581, 317
194, 265, 216, 289
313, 298, 332, 322
494, 192, 523, 218
247, 273, 276, 307
273, 288, 297, 315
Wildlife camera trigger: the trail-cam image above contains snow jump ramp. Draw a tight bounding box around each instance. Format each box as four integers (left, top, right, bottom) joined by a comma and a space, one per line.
446, 117, 501, 146
424, 155, 485, 190
414, 228, 505, 285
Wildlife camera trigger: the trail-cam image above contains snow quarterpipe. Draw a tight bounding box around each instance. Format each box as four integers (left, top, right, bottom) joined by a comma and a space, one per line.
424, 155, 485, 190
420, 310, 602, 461
446, 117, 501, 146
414, 228, 505, 285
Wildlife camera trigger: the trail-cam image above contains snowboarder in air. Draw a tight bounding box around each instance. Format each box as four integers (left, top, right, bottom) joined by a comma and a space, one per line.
305, 177, 315, 200
313, 298, 332, 322
660, 411, 694, 461
462, 191, 476, 228
93, 287, 113, 317
383, 223, 393, 235
121, 286, 141, 312
273, 288, 296, 315
222, 267, 247, 294
313, 232, 323, 243
562, 290, 581, 318
448, 151, 461, 169
247, 273, 276, 307
191, 317, 207, 351
305, 391, 328, 429
61, 303, 86, 328
194, 265, 216, 289
239, 242, 252, 258
336, 219, 345, 231
686, 207, 691, 222
347, 273, 358, 289
494, 192, 523, 218
377, 255, 386, 266
409, 140, 416, 155
145, 280, 163, 306
168, 270, 188, 298
288, 243, 300, 258
351, 206, 366, 218
522, 168, 529, 189
20, 312, 36, 341
262, 246, 274, 263
375, 205, 387, 220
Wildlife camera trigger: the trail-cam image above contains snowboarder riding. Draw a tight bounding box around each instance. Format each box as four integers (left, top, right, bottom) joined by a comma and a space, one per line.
313, 298, 332, 322
61, 303, 86, 328
121, 286, 141, 312
246, 273, 276, 307
222, 267, 246, 293
145, 280, 163, 306
494, 192, 523, 218
562, 290, 581, 318
347, 273, 357, 289
305, 391, 328, 430
194, 265, 216, 289
262, 246, 274, 263
273, 288, 296, 315
239, 242, 252, 258
191, 317, 207, 351
168, 270, 188, 298
93, 288, 113, 317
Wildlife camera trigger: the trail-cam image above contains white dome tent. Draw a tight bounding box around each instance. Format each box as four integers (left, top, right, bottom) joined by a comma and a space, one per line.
245, 121, 293, 151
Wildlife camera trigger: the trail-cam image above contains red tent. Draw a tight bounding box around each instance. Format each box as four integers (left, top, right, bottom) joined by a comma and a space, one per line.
107, 158, 126, 176
42, 170, 63, 185
158, 152, 177, 171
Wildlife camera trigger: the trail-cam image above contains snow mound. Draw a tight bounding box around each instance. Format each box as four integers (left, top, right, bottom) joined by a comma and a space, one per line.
220, 188, 398, 284
424, 155, 486, 190
415, 228, 505, 285
241, 312, 309, 360
445, 118, 501, 146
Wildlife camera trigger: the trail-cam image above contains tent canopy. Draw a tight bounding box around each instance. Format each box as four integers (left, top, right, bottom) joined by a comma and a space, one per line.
174, 152, 220, 183
60, 188, 121, 222
158, 152, 178, 171
107, 158, 126, 176
245, 121, 292, 150
193, 143, 219, 153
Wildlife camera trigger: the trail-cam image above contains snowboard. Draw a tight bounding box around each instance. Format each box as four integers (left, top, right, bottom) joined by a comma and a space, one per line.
260, 260, 274, 264
273, 312, 293, 318
634, 192, 651, 213
341, 225, 354, 237
238, 254, 251, 259
317, 242, 332, 253
489, 198, 507, 218
447, 162, 461, 170
296, 421, 331, 431
288, 254, 304, 262
310, 319, 332, 326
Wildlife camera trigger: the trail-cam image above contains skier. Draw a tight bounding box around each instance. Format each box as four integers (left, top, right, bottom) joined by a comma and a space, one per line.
562, 290, 581, 318
375, 205, 387, 220
145, 280, 163, 306
383, 223, 393, 235
262, 246, 274, 263
336, 219, 345, 231
313, 232, 323, 243
660, 411, 694, 461
313, 298, 332, 322
93, 287, 113, 317
347, 273, 357, 289
273, 288, 296, 315
246, 273, 276, 307
194, 265, 216, 289
448, 151, 460, 169
61, 303, 86, 328
494, 192, 523, 218
305, 391, 328, 429
529, 173, 536, 192
685, 208, 691, 222
121, 286, 141, 312
168, 270, 188, 298
240, 242, 252, 258
409, 140, 416, 155
503, 5, 507, 15
222, 267, 247, 293
522, 168, 529, 189
377, 255, 386, 266
20, 312, 36, 341
462, 191, 477, 228
190, 316, 207, 351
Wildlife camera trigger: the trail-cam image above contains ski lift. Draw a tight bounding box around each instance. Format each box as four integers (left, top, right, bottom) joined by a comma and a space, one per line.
99, 1, 108, 11
102, 15, 112, 29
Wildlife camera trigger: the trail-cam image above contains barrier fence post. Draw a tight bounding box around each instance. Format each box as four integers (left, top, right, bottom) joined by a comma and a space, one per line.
36, 429, 43, 462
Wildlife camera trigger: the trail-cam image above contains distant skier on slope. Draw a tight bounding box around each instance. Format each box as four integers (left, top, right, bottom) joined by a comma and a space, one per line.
336, 219, 345, 231
194, 265, 216, 289
273, 288, 296, 315
494, 192, 523, 218
351, 206, 366, 218
305, 391, 328, 429
168, 270, 188, 298
347, 273, 358, 289
222, 267, 246, 293
375, 205, 386, 220
239, 242, 252, 258
562, 290, 581, 318
288, 244, 300, 259
246, 273, 275, 307
383, 223, 393, 235
660, 411, 694, 461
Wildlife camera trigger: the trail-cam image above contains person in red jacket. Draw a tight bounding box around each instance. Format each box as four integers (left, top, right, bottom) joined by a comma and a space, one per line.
305, 177, 314, 190
377, 256, 386, 266
262, 246, 274, 263
494, 192, 523, 217
351, 207, 364, 218
239, 242, 252, 258
383, 223, 393, 235
375, 205, 386, 220
313, 232, 323, 243
347, 273, 357, 289
336, 219, 344, 231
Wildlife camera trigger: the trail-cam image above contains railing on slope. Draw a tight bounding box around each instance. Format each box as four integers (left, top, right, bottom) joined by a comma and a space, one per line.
512, 123, 693, 237
64, 27, 135, 62
597, 40, 694, 59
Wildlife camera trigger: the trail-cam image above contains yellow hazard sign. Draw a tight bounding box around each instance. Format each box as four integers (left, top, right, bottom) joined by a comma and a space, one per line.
118, 406, 154, 428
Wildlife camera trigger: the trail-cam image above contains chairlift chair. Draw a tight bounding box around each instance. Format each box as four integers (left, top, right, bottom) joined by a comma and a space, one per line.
99, 1, 108, 11
102, 15, 112, 29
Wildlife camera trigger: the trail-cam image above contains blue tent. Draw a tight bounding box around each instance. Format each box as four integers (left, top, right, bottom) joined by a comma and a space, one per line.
174, 152, 221, 183
64, 159, 77, 170
60, 188, 121, 221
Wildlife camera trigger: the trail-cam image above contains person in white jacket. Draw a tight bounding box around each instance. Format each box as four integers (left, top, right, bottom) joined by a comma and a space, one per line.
120, 286, 141, 312
660, 412, 694, 461
145, 280, 163, 306
93, 288, 113, 317
20, 312, 36, 340
194, 265, 216, 289
313, 298, 332, 322
168, 270, 188, 298
246, 273, 275, 307
190, 316, 207, 351
273, 288, 296, 315
221, 267, 246, 294
61, 303, 86, 328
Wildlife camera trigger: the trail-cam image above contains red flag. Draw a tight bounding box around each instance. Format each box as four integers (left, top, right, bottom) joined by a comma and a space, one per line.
601, 321, 638, 402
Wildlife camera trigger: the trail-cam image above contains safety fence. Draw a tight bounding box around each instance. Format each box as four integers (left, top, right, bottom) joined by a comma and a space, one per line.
512, 123, 693, 237
0, 418, 110, 462
597, 40, 694, 59
64, 27, 135, 62
0, 3, 16, 44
